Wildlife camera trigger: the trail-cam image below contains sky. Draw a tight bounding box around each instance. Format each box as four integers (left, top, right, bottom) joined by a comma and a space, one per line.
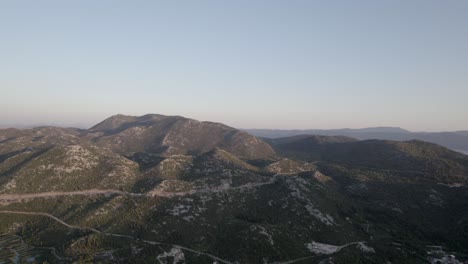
1, 1, 467, 131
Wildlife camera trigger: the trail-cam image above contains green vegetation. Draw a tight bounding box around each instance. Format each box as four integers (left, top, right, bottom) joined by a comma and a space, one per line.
0, 115, 467, 263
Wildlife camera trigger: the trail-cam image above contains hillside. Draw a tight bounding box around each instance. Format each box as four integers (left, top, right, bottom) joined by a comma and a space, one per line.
88, 114, 276, 161
268, 135, 468, 184
0, 115, 467, 263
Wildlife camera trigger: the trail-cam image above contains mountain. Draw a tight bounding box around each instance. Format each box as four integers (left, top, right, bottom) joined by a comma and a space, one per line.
0, 115, 467, 263
246, 127, 468, 153
88, 114, 276, 161
245, 127, 410, 138
268, 135, 468, 184
0, 127, 139, 194
455, 130, 468, 137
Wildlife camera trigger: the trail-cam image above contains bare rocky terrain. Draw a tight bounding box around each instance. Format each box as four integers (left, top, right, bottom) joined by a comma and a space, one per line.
0, 114, 467, 263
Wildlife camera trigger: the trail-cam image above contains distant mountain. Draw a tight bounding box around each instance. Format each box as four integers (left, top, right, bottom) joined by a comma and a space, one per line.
265, 134, 358, 145
246, 127, 468, 153
455, 130, 468, 137
1, 115, 468, 263
267, 135, 468, 184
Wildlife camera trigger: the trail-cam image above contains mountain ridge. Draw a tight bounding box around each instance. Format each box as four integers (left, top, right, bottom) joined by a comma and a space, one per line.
87, 114, 276, 160
1, 114, 468, 263
246, 127, 468, 153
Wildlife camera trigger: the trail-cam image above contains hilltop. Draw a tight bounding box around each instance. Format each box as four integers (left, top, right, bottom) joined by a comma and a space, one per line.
88, 114, 276, 160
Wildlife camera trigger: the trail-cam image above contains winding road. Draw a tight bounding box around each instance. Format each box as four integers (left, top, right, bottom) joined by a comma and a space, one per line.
0, 210, 234, 264
0, 174, 287, 205
0, 173, 319, 263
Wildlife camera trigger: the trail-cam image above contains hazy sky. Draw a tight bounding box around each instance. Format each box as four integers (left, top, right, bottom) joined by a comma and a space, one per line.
1, 1, 467, 131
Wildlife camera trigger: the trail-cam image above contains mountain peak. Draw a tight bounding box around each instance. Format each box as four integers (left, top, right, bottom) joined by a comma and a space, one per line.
89, 114, 138, 132
87, 114, 276, 160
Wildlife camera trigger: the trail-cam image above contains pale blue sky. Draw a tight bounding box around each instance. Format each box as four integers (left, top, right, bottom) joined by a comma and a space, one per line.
1, 0, 467, 131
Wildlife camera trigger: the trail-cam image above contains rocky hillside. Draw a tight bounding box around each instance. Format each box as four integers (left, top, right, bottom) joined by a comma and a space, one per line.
0, 115, 467, 263
88, 114, 276, 160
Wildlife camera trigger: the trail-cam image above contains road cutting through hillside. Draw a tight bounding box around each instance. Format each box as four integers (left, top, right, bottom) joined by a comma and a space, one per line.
0, 210, 101, 233
0, 173, 299, 205
0, 210, 322, 264
0, 210, 234, 264
0, 189, 145, 205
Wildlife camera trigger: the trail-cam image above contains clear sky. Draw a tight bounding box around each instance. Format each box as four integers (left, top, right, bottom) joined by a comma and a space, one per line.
1, 1, 467, 131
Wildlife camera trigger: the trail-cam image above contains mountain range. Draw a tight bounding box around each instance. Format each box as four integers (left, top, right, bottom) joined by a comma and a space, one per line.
246, 127, 468, 154
0, 114, 467, 263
